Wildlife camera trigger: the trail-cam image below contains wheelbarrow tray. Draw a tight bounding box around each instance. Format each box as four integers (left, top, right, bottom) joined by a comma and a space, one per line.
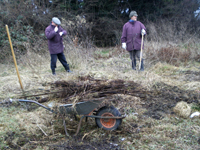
59, 99, 103, 115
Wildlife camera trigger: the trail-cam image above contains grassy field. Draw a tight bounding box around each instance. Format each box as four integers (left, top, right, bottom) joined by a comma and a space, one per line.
0, 40, 200, 149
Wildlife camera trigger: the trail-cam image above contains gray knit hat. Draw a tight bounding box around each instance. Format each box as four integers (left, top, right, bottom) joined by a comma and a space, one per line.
129, 11, 138, 18
52, 17, 61, 25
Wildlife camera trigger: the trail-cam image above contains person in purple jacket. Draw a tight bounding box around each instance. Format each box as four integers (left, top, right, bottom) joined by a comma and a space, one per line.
121, 11, 146, 71
45, 17, 71, 75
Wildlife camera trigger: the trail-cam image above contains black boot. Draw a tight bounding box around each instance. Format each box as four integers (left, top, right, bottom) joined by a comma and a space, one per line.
66, 70, 72, 73
52, 69, 56, 75
65, 65, 72, 73
132, 59, 136, 70
140, 59, 144, 71
52, 71, 56, 75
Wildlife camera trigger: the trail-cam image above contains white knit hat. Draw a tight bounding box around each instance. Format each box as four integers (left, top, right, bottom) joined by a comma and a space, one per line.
129, 11, 138, 18
52, 17, 61, 25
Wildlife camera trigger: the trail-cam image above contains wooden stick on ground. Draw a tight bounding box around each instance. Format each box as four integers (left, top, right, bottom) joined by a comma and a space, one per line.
37, 124, 48, 136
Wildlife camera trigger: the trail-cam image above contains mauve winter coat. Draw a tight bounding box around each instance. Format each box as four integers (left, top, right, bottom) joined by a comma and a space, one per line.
121, 21, 146, 51
45, 24, 67, 54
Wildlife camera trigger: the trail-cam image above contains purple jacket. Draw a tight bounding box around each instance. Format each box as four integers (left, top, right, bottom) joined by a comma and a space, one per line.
121, 21, 146, 51
45, 24, 67, 54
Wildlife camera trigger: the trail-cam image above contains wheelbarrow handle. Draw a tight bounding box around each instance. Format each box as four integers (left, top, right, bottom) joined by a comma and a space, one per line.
10, 99, 55, 113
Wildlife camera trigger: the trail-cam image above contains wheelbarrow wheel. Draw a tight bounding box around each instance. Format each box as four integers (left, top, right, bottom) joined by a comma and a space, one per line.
95, 106, 122, 130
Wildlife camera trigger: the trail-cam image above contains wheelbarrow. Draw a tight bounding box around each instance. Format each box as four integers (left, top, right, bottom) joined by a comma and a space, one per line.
6, 99, 125, 136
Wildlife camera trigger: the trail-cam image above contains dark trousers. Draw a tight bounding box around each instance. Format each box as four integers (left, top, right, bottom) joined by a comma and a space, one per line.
129, 50, 144, 70
50, 52, 70, 73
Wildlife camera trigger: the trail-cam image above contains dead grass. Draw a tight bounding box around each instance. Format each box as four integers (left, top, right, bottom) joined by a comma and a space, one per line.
173, 101, 191, 118
15, 107, 53, 135
1, 40, 200, 149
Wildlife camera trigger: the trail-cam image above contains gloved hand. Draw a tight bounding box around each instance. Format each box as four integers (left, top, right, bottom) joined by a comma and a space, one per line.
141, 29, 146, 35
59, 32, 63, 36
54, 26, 58, 32
122, 43, 126, 50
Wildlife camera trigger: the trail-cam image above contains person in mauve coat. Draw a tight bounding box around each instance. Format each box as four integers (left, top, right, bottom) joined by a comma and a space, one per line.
121, 11, 146, 71
45, 17, 71, 75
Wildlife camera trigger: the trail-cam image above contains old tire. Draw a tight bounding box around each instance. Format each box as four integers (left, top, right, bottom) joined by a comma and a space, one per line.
95, 106, 122, 130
